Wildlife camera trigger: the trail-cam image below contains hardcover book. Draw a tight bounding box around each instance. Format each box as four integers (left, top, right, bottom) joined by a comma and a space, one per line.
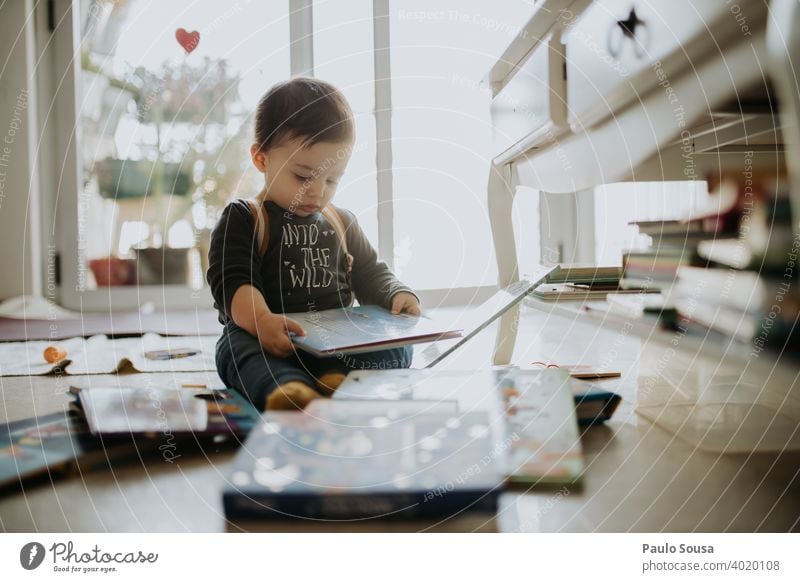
0, 411, 136, 491
76, 386, 260, 438
288, 305, 463, 357
223, 410, 503, 520
496, 368, 584, 486
334, 367, 585, 485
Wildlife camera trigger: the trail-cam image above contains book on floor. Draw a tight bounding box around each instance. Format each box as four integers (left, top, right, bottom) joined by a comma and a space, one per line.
75, 386, 260, 438
568, 379, 622, 426
222, 409, 503, 521
288, 305, 463, 357
305, 398, 460, 419
333, 367, 585, 486
0, 411, 138, 492
494, 368, 584, 486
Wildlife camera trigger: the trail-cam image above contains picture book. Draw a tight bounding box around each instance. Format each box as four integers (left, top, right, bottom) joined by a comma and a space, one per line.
305, 398, 460, 420
0, 411, 136, 492
334, 367, 585, 486
496, 368, 584, 486
337, 366, 621, 426
333, 368, 505, 422
223, 410, 503, 520
288, 305, 463, 357
75, 386, 260, 438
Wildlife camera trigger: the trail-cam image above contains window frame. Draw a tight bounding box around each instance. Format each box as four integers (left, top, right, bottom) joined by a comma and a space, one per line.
47, 0, 506, 311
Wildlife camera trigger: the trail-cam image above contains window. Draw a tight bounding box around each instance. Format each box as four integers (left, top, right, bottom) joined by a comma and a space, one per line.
71, 0, 290, 299
313, 0, 378, 245
388, 1, 536, 289
54, 0, 538, 310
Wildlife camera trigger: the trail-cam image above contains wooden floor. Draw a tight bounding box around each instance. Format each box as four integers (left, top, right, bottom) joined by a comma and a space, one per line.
1, 305, 799, 532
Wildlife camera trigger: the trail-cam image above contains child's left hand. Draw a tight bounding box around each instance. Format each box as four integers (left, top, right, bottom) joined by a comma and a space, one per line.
391, 291, 421, 316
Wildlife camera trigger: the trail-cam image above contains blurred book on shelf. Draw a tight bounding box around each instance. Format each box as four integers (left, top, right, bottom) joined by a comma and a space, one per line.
623, 171, 799, 355
531, 283, 656, 302
545, 264, 622, 285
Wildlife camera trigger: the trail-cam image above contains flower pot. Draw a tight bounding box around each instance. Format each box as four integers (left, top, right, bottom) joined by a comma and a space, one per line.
94, 159, 192, 200
88, 257, 137, 287
134, 247, 190, 286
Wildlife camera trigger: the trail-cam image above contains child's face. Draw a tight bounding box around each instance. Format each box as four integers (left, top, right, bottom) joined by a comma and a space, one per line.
251, 137, 352, 217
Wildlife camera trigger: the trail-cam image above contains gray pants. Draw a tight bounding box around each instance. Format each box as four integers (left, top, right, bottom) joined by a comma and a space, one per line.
215, 322, 413, 409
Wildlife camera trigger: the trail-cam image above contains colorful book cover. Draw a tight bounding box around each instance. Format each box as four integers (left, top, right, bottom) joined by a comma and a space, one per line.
335, 368, 585, 486
223, 410, 502, 520
336, 366, 620, 426
496, 368, 584, 486
0, 411, 132, 491
1, 388, 260, 493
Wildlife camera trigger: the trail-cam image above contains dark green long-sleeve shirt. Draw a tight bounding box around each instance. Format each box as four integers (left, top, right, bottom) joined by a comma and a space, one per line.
207, 199, 417, 324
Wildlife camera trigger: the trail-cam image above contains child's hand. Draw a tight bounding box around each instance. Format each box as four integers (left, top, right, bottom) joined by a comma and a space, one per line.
255, 312, 306, 357
390, 292, 421, 316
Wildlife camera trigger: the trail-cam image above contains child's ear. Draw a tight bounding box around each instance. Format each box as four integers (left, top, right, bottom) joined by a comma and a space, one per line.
250, 144, 269, 173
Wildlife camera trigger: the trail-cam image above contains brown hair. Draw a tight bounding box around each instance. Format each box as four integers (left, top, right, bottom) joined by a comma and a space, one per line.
254, 77, 354, 152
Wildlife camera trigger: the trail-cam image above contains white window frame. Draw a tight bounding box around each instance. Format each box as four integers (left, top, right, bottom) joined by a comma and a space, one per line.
45, 0, 527, 311
47, 0, 311, 311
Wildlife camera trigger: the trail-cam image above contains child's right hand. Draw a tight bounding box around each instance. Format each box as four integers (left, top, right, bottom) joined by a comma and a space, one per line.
255, 312, 306, 357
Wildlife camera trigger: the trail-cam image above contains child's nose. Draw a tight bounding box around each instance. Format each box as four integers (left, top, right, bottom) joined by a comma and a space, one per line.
306, 181, 323, 198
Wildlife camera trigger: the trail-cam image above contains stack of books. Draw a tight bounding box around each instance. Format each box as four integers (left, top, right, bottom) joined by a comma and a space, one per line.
223, 368, 587, 523
668, 174, 798, 352
622, 180, 742, 293
531, 264, 638, 302
1, 386, 261, 493
544, 264, 622, 285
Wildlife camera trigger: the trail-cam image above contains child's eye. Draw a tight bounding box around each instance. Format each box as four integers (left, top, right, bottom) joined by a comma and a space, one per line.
294, 173, 311, 181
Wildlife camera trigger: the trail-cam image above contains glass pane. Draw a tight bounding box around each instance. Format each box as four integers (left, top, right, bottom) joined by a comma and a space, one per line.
515, 186, 541, 278
389, 1, 536, 290
78, 0, 290, 288
313, 0, 378, 245
594, 181, 711, 265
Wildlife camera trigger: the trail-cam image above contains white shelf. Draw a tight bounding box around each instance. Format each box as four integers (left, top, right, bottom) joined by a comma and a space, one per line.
484, 0, 589, 94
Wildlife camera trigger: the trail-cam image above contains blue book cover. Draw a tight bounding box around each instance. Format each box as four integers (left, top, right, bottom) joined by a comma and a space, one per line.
570, 380, 622, 426
223, 410, 503, 521
288, 305, 463, 356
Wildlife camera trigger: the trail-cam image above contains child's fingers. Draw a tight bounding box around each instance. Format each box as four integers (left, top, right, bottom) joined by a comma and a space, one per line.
283, 317, 305, 336
269, 336, 295, 358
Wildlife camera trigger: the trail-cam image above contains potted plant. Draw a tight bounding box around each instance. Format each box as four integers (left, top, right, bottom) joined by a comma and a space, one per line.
89, 58, 244, 286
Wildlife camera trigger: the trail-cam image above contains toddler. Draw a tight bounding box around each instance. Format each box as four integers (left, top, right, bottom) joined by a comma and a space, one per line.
207, 77, 420, 410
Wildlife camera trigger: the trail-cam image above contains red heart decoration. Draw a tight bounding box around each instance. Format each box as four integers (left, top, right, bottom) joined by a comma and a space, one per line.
175, 28, 200, 54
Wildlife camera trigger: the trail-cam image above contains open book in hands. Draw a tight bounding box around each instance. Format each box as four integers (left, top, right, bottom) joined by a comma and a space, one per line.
287, 305, 463, 357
